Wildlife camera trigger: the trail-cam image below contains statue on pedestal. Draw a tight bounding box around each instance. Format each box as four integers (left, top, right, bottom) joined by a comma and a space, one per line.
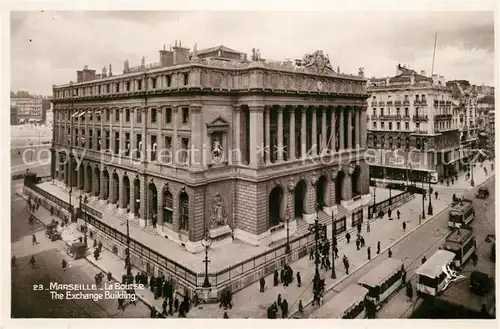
210, 193, 227, 228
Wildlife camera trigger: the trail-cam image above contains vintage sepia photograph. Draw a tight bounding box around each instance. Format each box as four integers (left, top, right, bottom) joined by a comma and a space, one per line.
7, 6, 497, 321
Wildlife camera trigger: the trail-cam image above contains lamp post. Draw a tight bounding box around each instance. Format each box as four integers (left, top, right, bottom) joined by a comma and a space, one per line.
308, 203, 324, 284
427, 173, 433, 215
285, 205, 291, 254
201, 231, 212, 288
330, 211, 336, 279
79, 194, 89, 246
421, 173, 426, 221
470, 156, 475, 187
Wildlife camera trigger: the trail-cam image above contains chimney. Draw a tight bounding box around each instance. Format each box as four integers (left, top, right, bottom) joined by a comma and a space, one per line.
124, 59, 129, 73
420, 70, 426, 76
159, 48, 174, 67
173, 43, 190, 65
82, 66, 96, 81
141, 56, 145, 67
77, 70, 83, 83
109, 63, 113, 77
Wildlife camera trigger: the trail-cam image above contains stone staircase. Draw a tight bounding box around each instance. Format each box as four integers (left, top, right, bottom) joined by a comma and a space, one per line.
295, 205, 349, 236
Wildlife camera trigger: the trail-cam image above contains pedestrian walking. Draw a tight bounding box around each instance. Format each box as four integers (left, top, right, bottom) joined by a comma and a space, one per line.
273, 269, 279, 286
277, 293, 282, 307
309, 247, 314, 260
367, 221, 370, 232
325, 257, 331, 270
472, 253, 478, 267
280, 298, 288, 318
296, 272, 302, 287
298, 300, 304, 314
406, 282, 413, 302
62, 259, 67, 271
345, 232, 351, 244
29, 256, 35, 268
360, 236, 365, 248
118, 298, 125, 311
388, 208, 392, 219
388, 248, 393, 258
397, 209, 400, 220
377, 241, 381, 254
435, 191, 439, 199
355, 239, 360, 250
402, 269, 407, 285
402, 221, 406, 231
223, 311, 229, 318
32, 234, 38, 245
357, 223, 362, 235
367, 246, 371, 260
259, 277, 265, 292
334, 245, 339, 259
421, 256, 427, 264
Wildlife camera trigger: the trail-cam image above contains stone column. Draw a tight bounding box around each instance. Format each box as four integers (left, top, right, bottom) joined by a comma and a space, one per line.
354, 107, 360, 148
233, 105, 241, 165
265, 106, 271, 164
311, 107, 317, 156
277, 106, 284, 161
360, 106, 367, 148
158, 187, 164, 226
141, 108, 147, 163
321, 107, 327, 153
129, 178, 136, 216
301, 107, 307, 159
339, 107, 345, 151
330, 107, 337, 152
99, 170, 105, 200
289, 107, 296, 160
347, 108, 353, 150
190, 104, 203, 168
249, 105, 264, 167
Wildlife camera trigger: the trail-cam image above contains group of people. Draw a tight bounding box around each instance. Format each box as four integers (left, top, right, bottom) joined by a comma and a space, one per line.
272, 264, 294, 287
267, 294, 289, 318
93, 239, 103, 260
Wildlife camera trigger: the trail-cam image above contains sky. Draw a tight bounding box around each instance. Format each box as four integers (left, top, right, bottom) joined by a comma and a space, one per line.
10, 10, 495, 96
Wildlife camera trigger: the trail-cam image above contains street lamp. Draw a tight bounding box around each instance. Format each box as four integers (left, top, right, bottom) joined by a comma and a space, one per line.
427, 173, 433, 216
421, 173, 426, 221
285, 205, 291, 254
330, 211, 336, 279
79, 194, 88, 246
470, 156, 475, 187
308, 203, 324, 284
201, 231, 212, 288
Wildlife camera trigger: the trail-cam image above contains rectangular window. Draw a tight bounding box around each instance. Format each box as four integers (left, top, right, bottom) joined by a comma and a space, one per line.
137, 79, 142, 90
396, 108, 400, 116
107, 84, 110, 93
380, 108, 384, 116
151, 135, 157, 161
125, 133, 130, 156
165, 108, 172, 123
396, 122, 401, 130
372, 109, 376, 116
166, 75, 171, 87
164, 193, 173, 224
116, 83, 120, 93
164, 136, 172, 163
180, 138, 189, 164
372, 122, 377, 129
416, 123, 420, 129
125, 109, 130, 122
182, 107, 189, 124
151, 108, 157, 123
98, 85, 101, 94
114, 132, 119, 155
136, 134, 142, 159
115, 109, 119, 122
126, 81, 130, 92
97, 130, 101, 151
381, 122, 385, 129
105, 131, 110, 149
137, 109, 142, 123
81, 129, 85, 147
405, 108, 409, 116
389, 122, 393, 130
183, 73, 189, 86
106, 109, 110, 121
152, 78, 157, 89
88, 129, 93, 149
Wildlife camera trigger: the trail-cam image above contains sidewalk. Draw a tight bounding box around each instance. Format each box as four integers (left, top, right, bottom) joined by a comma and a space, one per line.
16, 186, 450, 318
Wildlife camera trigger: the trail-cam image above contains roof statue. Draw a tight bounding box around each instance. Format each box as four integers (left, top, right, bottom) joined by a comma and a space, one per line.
251, 48, 261, 61
302, 50, 334, 74
358, 67, 364, 77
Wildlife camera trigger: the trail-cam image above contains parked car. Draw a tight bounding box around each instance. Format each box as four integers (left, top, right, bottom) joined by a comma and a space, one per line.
476, 187, 490, 199
469, 271, 493, 296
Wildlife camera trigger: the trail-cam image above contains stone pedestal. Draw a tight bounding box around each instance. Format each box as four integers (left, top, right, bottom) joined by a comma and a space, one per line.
208, 225, 232, 247
234, 228, 270, 247
302, 212, 316, 224
138, 218, 146, 228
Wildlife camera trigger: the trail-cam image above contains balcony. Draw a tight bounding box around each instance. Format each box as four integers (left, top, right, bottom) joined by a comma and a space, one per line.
386, 101, 393, 106
379, 114, 402, 120
413, 114, 429, 122
403, 100, 410, 105
402, 115, 411, 121
412, 129, 428, 135
435, 114, 452, 120
370, 101, 377, 106
378, 101, 386, 106
414, 100, 427, 106
394, 100, 402, 106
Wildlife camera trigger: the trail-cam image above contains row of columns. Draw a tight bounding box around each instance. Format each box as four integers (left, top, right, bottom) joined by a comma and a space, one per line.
246, 105, 367, 166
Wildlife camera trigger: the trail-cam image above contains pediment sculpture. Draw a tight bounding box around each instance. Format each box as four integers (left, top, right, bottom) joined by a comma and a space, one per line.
210, 193, 228, 228
302, 50, 334, 74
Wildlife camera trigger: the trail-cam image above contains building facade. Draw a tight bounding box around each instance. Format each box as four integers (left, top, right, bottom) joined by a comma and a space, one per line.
367, 65, 461, 183
448, 80, 479, 153
11, 91, 44, 123
51, 43, 370, 253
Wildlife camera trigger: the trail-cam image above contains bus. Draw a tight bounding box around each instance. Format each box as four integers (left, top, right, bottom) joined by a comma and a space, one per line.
442, 228, 476, 269
311, 284, 369, 319
448, 199, 475, 228
357, 258, 405, 309
415, 250, 456, 297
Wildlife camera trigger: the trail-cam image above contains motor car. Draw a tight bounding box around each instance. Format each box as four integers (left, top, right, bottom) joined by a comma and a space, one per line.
476, 187, 490, 199
469, 271, 493, 296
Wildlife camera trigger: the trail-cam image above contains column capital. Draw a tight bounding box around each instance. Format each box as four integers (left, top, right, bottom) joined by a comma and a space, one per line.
233, 104, 241, 112
190, 104, 202, 112
247, 104, 265, 112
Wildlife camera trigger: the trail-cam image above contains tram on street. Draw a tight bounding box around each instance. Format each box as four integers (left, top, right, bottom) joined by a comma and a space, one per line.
442, 228, 476, 269
415, 250, 456, 297
310, 284, 369, 319
448, 199, 475, 228
357, 258, 405, 309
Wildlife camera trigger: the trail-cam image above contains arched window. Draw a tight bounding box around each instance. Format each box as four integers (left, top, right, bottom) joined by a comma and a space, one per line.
179, 192, 189, 231
163, 189, 173, 224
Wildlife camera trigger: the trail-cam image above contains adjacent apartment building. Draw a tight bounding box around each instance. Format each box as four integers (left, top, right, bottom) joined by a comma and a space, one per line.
10, 91, 44, 124
366, 64, 461, 183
